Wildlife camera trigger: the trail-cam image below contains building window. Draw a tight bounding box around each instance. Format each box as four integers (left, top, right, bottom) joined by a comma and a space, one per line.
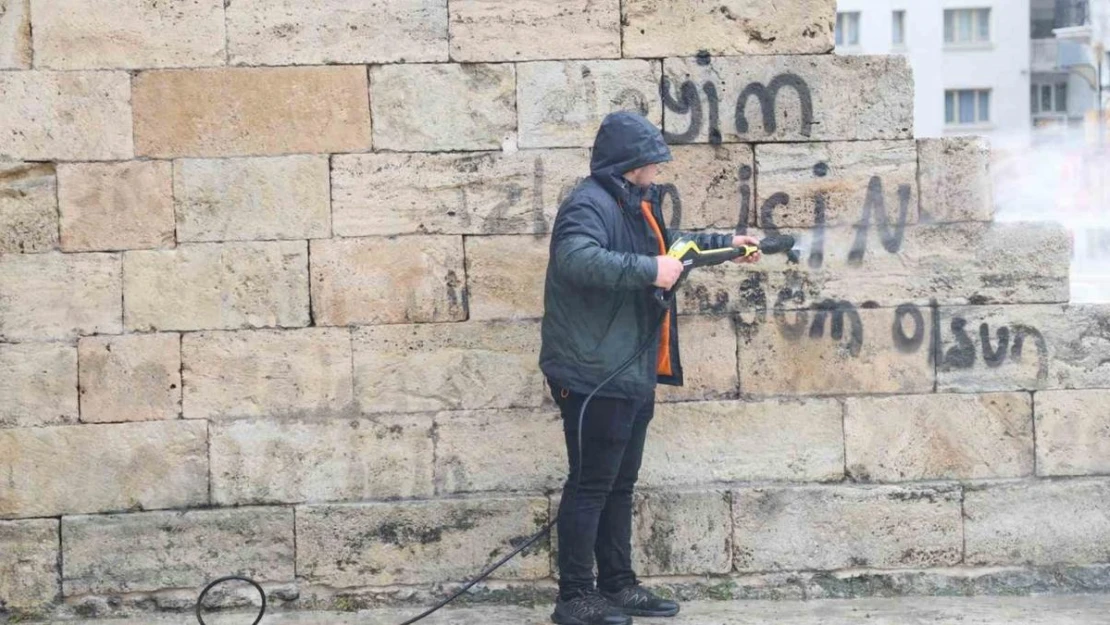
944, 8, 991, 45
892, 10, 906, 47
836, 12, 861, 47
945, 89, 991, 125
1031, 82, 1069, 114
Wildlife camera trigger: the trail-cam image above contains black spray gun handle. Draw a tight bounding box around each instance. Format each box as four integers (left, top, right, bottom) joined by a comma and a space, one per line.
652, 234, 796, 310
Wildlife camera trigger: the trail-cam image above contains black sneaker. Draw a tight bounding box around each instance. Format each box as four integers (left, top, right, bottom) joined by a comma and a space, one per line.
600, 584, 679, 618
551, 589, 632, 625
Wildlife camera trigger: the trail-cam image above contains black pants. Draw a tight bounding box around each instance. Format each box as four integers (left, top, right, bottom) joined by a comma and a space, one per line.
551, 383, 654, 598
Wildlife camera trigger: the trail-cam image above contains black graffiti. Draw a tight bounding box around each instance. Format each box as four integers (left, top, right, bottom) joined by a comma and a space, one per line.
661, 76, 702, 144
809, 300, 864, 357
736, 165, 753, 235
661, 73, 815, 143
847, 177, 912, 266
938, 318, 1049, 380
659, 183, 682, 230
735, 73, 814, 138
467, 157, 576, 235
892, 303, 925, 354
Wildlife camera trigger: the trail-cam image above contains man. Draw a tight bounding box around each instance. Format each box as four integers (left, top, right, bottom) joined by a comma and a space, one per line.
539, 110, 761, 625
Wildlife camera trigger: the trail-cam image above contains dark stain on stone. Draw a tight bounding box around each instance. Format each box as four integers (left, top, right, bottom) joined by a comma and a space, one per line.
696, 50, 712, 65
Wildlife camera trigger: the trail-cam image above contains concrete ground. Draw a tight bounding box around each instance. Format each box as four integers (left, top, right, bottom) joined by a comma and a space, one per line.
40, 595, 1110, 625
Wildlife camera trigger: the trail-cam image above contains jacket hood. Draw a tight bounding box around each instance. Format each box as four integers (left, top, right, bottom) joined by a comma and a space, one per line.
589, 111, 672, 210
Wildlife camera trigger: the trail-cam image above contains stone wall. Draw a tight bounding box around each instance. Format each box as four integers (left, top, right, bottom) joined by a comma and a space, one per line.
2, 0, 1110, 619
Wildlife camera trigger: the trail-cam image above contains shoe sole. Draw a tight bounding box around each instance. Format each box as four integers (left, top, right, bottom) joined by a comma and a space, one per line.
550, 610, 632, 625
620, 606, 680, 617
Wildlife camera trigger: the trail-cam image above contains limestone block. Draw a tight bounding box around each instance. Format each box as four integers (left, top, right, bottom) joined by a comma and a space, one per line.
0, 252, 121, 342
662, 56, 912, 143
643, 399, 844, 486
658, 144, 754, 231
517, 60, 662, 148
844, 393, 1034, 482
937, 304, 1110, 392
182, 328, 352, 420
919, 137, 994, 223
965, 478, 1110, 566
733, 485, 962, 572
633, 490, 731, 576
62, 507, 293, 595
133, 67, 371, 158
450, 0, 619, 62
0, 420, 207, 518
1035, 390, 1110, 477
370, 64, 515, 152
683, 221, 1071, 312
434, 409, 563, 494
0, 519, 58, 609
0, 71, 132, 161
331, 149, 588, 236
310, 236, 464, 326
736, 306, 934, 396
78, 334, 180, 423
123, 241, 309, 332
31, 0, 224, 69
297, 498, 550, 586
174, 155, 330, 242
657, 315, 739, 402
755, 141, 918, 228
211, 416, 434, 505
0, 343, 76, 429
0, 0, 31, 68
464, 235, 549, 321
622, 0, 835, 57
227, 0, 447, 65
353, 321, 543, 413
58, 161, 175, 252
0, 161, 57, 253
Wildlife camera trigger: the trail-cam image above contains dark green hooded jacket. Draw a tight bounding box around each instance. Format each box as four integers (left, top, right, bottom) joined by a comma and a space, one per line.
539, 111, 732, 400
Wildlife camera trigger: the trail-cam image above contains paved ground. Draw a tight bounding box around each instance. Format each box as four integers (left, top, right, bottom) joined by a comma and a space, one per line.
38, 594, 1110, 624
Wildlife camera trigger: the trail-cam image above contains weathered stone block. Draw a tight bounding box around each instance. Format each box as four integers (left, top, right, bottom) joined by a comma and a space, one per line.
133, 67, 372, 158
658, 144, 754, 231
58, 161, 175, 252
77, 334, 180, 423
518, 60, 662, 149
0, 252, 121, 342
733, 485, 963, 572
435, 409, 563, 494
965, 479, 1110, 566
662, 56, 912, 143
353, 321, 543, 413
657, 315, 739, 402
1035, 390, 1110, 477
183, 328, 352, 420
227, 0, 447, 65
370, 64, 515, 152
633, 490, 731, 576
623, 0, 835, 57
0, 161, 57, 254
450, 0, 619, 62
0, 0, 31, 68
174, 155, 330, 242
684, 221, 1071, 313
464, 235, 549, 321
0, 71, 132, 161
311, 236, 465, 326
644, 399, 843, 486
297, 498, 550, 586
845, 393, 1034, 482
0, 519, 58, 609
735, 306, 934, 396
755, 141, 918, 228
62, 507, 293, 595
124, 241, 309, 332
919, 137, 994, 223
0, 420, 207, 518
937, 304, 1110, 392
211, 416, 433, 505
32, 0, 225, 69
0, 343, 76, 429
332, 149, 588, 236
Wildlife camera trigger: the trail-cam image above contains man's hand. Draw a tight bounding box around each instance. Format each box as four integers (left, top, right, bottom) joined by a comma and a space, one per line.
653, 255, 684, 289
732, 235, 762, 264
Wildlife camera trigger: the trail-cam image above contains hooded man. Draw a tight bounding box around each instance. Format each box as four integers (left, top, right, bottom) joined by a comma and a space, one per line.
540, 111, 761, 625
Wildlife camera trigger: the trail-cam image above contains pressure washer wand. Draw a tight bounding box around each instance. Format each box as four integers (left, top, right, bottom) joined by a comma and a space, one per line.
652, 233, 796, 309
